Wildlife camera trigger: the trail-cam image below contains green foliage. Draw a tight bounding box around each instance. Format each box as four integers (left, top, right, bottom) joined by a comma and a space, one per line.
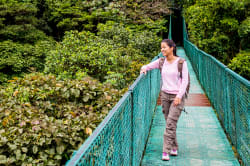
43, 0, 120, 39
184, 0, 247, 64
108, 0, 170, 37
177, 0, 196, 8
0, 73, 123, 165
44, 22, 159, 89
0, 0, 171, 41
238, 17, 250, 50
0, 40, 55, 83
42, 0, 171, 39
0, 1, 49, 43
44, 30, 113, 81
228, 50, 250, 80
0, 73, 8, 83
0, 0, 56, 83
129, 30, 162, 58
97, 21, 132, 47
200, 34, 230, 63
126, 19, 168, 36
111, 0, 171, 22
97, 21, 162, 57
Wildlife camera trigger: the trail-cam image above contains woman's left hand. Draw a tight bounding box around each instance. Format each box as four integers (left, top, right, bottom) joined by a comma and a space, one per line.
173, 97, 181, 106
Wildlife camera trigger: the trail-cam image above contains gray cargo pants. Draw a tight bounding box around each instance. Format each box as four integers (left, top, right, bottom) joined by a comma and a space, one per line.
161, 91, 185, 153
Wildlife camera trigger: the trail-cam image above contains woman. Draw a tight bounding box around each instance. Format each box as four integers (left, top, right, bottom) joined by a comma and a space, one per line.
140, 39, 189, 161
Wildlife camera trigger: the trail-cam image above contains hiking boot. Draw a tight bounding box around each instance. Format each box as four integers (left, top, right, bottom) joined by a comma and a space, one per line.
170, 149, 178, 156
162, 152, 170, 161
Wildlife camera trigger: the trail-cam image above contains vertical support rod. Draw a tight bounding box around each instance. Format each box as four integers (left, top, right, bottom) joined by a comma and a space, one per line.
129, 89, 134, 166
168, 15, 172, 40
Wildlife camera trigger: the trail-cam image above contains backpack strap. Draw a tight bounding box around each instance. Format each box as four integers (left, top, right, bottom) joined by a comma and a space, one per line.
159, 57, 165, 73
178, 58, 190, 97
178, 58, 185, 78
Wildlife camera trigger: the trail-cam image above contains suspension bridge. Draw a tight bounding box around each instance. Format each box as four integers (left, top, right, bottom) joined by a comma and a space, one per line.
65, 16, 249, 166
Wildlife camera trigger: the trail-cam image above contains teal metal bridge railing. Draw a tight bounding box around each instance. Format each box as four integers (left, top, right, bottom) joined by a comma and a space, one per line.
66, 55, 161, 166
183, 18, 250, 166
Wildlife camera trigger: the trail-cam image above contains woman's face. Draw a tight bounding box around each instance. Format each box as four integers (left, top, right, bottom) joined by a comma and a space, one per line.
161, 42, 173, 57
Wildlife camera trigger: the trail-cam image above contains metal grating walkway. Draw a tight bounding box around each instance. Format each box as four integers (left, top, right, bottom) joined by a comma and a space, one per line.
141, 47, 240, 166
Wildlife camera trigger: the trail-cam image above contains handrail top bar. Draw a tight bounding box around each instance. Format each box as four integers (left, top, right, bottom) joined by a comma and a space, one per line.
66, 91, 132, 165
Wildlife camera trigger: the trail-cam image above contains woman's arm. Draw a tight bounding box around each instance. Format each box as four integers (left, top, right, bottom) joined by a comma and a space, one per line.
140, 58, 160, 74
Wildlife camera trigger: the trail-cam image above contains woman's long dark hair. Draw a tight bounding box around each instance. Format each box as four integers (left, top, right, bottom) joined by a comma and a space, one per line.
161, 39, 178, 56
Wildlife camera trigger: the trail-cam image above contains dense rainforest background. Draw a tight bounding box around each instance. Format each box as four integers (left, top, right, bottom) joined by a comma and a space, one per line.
182, 0, 249, 79
0, 0, 249, 165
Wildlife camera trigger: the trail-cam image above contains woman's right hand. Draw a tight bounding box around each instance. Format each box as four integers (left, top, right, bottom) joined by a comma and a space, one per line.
140, 68, 147, 75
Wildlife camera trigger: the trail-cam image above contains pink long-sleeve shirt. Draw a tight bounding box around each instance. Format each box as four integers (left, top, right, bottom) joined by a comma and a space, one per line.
142, 57, 189, 99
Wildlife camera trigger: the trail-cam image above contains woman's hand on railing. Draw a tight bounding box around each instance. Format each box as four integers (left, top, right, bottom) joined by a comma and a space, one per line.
140, 68, 147, 75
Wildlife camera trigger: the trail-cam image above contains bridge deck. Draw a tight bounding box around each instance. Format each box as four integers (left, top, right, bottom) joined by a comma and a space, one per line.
141, 47, 240, 166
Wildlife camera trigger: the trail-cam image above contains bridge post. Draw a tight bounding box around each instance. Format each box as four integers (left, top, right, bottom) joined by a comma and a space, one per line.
128, 87, 134, 166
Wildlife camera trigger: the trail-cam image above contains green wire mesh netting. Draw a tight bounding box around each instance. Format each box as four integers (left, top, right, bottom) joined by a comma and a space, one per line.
66, 56, 161, 166
183, 18, 250, 166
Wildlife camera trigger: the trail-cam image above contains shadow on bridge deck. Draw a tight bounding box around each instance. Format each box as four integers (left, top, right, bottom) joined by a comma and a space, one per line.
141, 47, 239, 166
